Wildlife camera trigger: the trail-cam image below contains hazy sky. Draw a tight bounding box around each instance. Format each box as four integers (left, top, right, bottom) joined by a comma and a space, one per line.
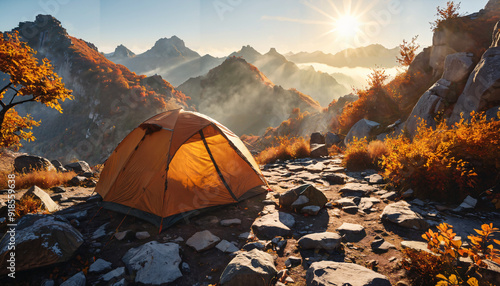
0, 0, 489, 56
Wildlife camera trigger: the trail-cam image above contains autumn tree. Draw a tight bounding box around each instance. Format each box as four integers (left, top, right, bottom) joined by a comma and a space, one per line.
0, 31, 72, 149
431, 1, 461, 31
397, 36, 420, 67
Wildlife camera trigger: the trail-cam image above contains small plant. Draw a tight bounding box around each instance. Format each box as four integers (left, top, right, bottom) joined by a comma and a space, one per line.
255, 136, 310, 164
343, 138, 388, 171
15, 194, 43, 217
403, 223, 499, 286
430, 1, 461, 31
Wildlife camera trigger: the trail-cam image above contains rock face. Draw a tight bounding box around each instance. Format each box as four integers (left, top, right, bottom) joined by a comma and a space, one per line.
122, 241, 182, 285
251, 212, 295, 239
14, 155, 55, 173
0, 215, 83, 275
279, 184, 327, 211
219, 249, 277, 286
186, 230, 221, 252
297, 232, 341, 250
344, 119, 380, 145
380, 201, 430, 230
306, 261, 391, 286
450, 45, 500, 123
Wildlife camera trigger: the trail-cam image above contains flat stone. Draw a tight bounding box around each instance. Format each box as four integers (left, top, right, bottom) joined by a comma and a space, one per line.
335, 198, 357, 207
242, 241, 266, 251
135, 231, 150, 240
285, 256, 302, 268
101, 267, 125, 282
336, 223, 366, 242
306, 261, 391, 286
381, 201, 430, 230
365, 174, 384, 184
220, 249, 277, 286
186, 230, 221, 252
358, 198, 374, 211
339, 183, 377, 197
322, 173, 346, 185
22, 185, 59, 212
371, 237, 396, 253
114, 231, 129, 241
342, 206, 359, 214
61, 271, 86, 286
251, 212, 295, 239
220, 219, 242, 227
306, 162, 326, 173
216, 240, 239, 253
301, 205, 321, 216
380, 191, 397, 201
298, 232, 341, 250
92, 223, 109, 240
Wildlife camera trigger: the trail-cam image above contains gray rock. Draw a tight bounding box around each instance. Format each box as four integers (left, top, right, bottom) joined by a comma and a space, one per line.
381, 201, 430, 230
101, 267, 125, 282
365, 174, 384, 184
325, 132, 341, 146
306, 162, 326, 173
486, 105, 500, 120
339, 183, 377, 197
0, 214, 83, 275
89, 258, 112, 273
402, 189, 414, 199
22, 185, 59, 212
405, 89, 444, 137
336, 223, 366, 242
342, 206, 359, 214
380, 191, 397, 201
279, 184, 327, 210
123, 242, 182, 285
298, 232, 341, 250
51, 186, 67, 193
291, 195, 309, 208
216, 240, 239, 253
450, 47, 500, 124
358, 197, 374, 211
70, 176, 87, 186
14, 155, 55, 173
430, 45, 456, 73
285, 256, 302, 268
186, 230, 221, 251
220, 249, 277, 286
401, 240, 433, 254
220, 218, 242, 226
112, 278, 127, 286
182, 262, 190, 273
459, 195, 477, 209
60, 271, 86, 286
335, 197, 357, 207
251, 212, 295, 239
301, 205, 321, 215
114, 230, 130, 241
135, 231, 150, 240
344, 119, 380, 145
310, 144, 328, 158
310, 132, 326, 145
371, 237, 396, 253
442, 52, 475, 83
306, 261, 391, 286
242, 241, 266, 251
64, 161, 92, 174
92, 223, 109, 240
323, 173, 346, 185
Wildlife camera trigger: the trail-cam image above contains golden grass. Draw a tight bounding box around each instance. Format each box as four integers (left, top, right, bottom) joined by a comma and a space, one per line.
15, 194, 44, 217
343, 138, 388, 171
0, 169, 77, 190
256, 136, 310, 164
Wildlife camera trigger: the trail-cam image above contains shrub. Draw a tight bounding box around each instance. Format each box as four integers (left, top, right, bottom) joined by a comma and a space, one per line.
344, 138, 388, 171
403, 223, 499, 286
0, 169, 77, 190
381, 112, 500, 201
15, 194, 43, 217
255, 136, 310, 164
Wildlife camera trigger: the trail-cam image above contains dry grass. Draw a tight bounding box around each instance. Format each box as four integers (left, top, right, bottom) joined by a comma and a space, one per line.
256, 136, 310, 165
344, 138, 388, 171
367, 140, 389, 163
15, 194, 44, 217
0, 169, 76, 190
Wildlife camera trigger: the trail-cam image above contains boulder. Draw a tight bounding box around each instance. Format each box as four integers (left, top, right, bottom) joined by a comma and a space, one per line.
122, 241, 182, 285
297, 232, 341, 251
220, 249, 277, 286
306, 261, 391, 286
186, 230, 220, 251
64, 161, 92, 174
251, 212, 295, 239
339, 183, 377, 197
408, 47, 432, 76
70, 176, 87, 186
310, 132, 325, 145
0, 214, 83, 275
380, 201, 430, 230
279, 184, 327, 210
51, 160, 67, 172
60, 271, 86, 286
344, 119, 380, 145
429, 45, 456, 73
310, 144, 328, 158
325, 132, 341, 146
22, 185, 59, 212
450, 47, 500, 124
14, 155, 55, 173
405, 89, 444, 137
442, 52, 475, 83
336, 223, 366, 242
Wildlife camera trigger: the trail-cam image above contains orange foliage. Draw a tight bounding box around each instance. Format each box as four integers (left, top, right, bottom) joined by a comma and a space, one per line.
431, 1, 461, 31
397, 36, 420, 67
255, 136, 310, 164
15, 194, 44, 217
0, 170, 77, 190
382, 112, 500, 201
0, 31, 72, 148
343, 138, 388, 171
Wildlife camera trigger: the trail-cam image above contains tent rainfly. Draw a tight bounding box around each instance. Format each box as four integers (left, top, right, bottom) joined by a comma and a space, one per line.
95, 109, 267, 230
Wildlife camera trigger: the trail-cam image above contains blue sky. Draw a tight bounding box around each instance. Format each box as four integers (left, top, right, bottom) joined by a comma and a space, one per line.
0, 0, 489, 56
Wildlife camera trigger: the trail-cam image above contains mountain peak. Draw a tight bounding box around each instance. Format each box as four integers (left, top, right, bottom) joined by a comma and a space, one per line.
18, 14, 67, 38
111, 44, 135, 58
147, 36, 199, 58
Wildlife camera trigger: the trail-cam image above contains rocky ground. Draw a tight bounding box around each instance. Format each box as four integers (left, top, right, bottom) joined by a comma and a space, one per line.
0, 155, 499, 286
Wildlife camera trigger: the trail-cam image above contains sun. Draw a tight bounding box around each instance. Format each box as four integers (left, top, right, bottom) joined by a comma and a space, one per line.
334, 15, 361, 38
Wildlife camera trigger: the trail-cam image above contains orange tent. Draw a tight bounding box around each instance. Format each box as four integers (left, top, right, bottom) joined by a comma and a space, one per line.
95, 109, 267, 229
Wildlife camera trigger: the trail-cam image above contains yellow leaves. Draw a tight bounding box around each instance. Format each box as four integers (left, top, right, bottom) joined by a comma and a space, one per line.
436, 274, 459, 286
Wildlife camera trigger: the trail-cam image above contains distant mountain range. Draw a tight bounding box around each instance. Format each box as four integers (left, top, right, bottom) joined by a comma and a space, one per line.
105, 36, 224, 86
286, 44, 400, 68
178, 57, 322, 135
